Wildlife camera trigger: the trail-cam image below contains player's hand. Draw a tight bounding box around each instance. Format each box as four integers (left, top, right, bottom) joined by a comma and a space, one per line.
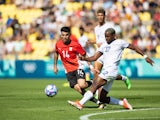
78, 55, 85, 61
53, 66, 58, 74
145, 57, 154, 66
78, 55, 82, 60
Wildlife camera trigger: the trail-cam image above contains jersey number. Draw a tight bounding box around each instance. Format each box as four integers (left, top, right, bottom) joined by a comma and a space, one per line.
62, 50, 70, 58
77, 69, 84, 77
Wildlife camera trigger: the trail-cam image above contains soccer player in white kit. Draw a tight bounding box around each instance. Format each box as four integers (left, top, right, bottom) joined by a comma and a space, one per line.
93, 8, 131, 90
78, 26, 96, 80
68, 28, 154, 110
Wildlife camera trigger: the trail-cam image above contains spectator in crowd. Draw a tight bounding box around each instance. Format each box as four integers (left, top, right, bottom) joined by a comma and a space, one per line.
78, 26, 96, 80
0, 0, 159, 60
0, 38, 6, 59
23, 35, 33, 54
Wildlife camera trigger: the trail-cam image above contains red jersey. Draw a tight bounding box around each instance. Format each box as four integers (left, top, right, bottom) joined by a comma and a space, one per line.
55, 39, 86, 73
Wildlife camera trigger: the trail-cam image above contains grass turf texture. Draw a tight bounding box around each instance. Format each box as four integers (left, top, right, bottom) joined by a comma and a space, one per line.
0, 79, 160, 120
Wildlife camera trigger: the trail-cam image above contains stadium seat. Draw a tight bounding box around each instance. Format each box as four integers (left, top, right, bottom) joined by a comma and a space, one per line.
156, 45, 160, 53
84, 2, 92, 10
0, 4, 42, 24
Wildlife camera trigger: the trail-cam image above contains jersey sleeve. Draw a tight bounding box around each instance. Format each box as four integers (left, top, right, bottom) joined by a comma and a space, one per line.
97, 43, 106, 53
119, 39, 129, 49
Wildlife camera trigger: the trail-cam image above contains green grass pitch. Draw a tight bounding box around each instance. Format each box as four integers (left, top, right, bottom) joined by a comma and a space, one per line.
0, 79, 160, 120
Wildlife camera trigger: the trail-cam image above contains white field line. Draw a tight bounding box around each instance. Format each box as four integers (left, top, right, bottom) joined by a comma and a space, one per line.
88, 116, 160, 120
80, 108, 160, 120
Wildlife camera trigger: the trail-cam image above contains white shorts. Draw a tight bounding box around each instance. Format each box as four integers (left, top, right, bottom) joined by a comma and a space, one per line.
99, 68, 118, 92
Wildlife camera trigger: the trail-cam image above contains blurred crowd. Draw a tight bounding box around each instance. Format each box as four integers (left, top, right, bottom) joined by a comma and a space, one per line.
0, 0, 160, 60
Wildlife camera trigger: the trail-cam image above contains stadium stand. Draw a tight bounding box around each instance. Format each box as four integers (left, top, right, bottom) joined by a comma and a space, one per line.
0, 0, 159, 60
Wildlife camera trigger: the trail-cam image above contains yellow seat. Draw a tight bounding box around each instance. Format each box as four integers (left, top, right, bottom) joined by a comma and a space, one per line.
154, 53, 160, 58
156, 45, 160, 53
84, 2, 92, 10
71, 27, 80, 39
138, 11, 151, 22
52, 0, 61, 5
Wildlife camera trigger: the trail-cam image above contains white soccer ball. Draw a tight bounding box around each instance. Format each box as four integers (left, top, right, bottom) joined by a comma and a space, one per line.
45, 84, 58, 97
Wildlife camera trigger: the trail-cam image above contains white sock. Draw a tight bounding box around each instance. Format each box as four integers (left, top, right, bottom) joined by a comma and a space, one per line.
79, 91, 93, 105
121, 75, 127, 81
110, 97, 123, 106
95, 90, 98, 97
119, 100, 123, 106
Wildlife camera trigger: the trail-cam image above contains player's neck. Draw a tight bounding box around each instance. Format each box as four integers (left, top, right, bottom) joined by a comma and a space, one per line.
107, 39, 115, 44
64, 39, 71, 45
99, 21, 105, 26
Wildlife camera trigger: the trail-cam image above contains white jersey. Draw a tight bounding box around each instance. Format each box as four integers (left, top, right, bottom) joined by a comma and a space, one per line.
97, 39, 129, 92
78, 35, 88, 48
78, 35, 96, 68
94, 22, 115, 45
98, 39, 129, 70
78, 35, 95, 57
94, 22, 115, 64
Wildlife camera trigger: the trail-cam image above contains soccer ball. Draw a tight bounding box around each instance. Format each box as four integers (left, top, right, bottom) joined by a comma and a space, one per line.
44, 84, 58, 97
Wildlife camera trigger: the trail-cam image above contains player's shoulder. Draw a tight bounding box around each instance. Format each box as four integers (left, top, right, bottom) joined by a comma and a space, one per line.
71, 40, 80, 45
104, 22, 114, 27
115, 38, 124, 42
94, 25, 100, 30
113, 39, 129, 45
100, 42, 108, 48
113, 38, 126, 42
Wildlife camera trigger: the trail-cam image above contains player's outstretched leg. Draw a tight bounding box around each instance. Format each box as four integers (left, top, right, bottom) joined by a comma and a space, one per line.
124, 77, 131, 89
123, 98, 133, 110
68, 100, 83, 110
116, 75, 131, 89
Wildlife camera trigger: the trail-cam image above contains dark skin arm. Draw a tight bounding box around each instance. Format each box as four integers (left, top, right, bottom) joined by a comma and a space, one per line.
79, 52, 103, 62
80, 44, 154, 66
128, 44, 154, 66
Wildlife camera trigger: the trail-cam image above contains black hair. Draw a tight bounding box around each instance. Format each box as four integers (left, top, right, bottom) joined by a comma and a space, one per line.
96, 7, 105, 16
61, 27, 71, 33
105, 28, 115, 35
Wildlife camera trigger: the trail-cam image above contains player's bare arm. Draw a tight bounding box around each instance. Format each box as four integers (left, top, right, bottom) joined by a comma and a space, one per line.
80, 52, 102, 62
53, 51, 59, 74
128, 44, 154, 66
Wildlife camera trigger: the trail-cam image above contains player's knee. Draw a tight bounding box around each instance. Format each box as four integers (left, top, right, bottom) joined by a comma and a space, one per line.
78, 82, 87, 89
74, 84, 84, 94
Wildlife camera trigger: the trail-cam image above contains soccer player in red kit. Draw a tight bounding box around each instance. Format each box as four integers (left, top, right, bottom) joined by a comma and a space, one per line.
54, 27, 100, 105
